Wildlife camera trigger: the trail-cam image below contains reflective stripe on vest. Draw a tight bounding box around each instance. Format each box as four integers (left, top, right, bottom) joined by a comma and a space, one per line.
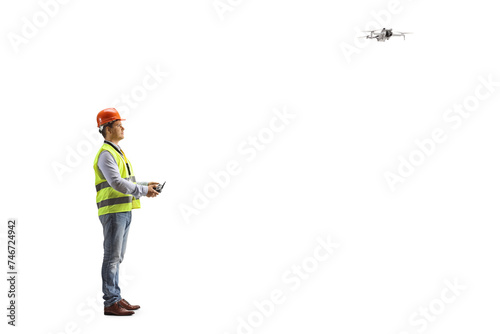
93, 143, 141, 216
96, 196, 133, 209
95, 176, 137, 192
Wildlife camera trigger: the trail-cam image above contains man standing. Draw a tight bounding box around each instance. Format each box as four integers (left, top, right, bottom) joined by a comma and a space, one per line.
93, 108, 159, 316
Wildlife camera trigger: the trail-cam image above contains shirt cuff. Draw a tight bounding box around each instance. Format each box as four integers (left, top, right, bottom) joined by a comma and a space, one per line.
139, 184, 148, 196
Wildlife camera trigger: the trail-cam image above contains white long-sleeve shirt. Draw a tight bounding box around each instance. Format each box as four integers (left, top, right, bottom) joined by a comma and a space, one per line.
97, 141, 149, 199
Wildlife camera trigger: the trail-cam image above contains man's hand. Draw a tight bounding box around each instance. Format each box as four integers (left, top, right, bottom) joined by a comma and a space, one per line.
147, 185, 159, 198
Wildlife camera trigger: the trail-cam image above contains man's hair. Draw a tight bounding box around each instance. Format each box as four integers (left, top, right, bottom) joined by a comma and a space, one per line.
99, 120, 117, 139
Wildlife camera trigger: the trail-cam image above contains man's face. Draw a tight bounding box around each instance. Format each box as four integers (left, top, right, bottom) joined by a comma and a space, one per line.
108, 121, 125, 141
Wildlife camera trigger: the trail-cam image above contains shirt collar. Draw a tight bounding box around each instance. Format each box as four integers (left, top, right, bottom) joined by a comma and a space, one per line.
104, 140, 123, 156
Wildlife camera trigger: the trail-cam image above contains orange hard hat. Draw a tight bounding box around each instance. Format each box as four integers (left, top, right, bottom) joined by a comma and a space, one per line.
97, 108, 126, 128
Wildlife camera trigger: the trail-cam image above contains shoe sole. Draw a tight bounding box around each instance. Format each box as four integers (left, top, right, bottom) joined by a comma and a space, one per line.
104, 312, 134, 316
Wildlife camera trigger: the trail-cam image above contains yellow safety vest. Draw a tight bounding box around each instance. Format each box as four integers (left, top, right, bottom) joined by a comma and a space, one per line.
93, 143, 141, 216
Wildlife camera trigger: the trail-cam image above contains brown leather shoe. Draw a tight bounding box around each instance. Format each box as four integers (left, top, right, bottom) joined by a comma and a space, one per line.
104, 301, 135, 316
118, 299, 140, 310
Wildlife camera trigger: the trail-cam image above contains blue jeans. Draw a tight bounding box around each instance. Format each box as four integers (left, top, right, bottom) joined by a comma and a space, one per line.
99, 211, 132, 307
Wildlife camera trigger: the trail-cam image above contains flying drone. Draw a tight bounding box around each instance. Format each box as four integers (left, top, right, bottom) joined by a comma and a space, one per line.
359, 28, 411, 42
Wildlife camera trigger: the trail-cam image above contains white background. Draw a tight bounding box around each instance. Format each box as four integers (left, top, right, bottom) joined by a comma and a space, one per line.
1, 0, 500, 333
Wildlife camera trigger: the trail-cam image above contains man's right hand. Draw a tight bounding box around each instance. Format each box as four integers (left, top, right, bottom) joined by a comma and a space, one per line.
146, 185, 159, 198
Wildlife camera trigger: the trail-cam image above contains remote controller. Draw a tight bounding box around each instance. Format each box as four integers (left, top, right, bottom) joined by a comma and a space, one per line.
155, 181, 166, 193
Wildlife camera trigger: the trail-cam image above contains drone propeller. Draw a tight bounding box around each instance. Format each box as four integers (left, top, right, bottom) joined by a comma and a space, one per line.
391, 31, 412, 40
